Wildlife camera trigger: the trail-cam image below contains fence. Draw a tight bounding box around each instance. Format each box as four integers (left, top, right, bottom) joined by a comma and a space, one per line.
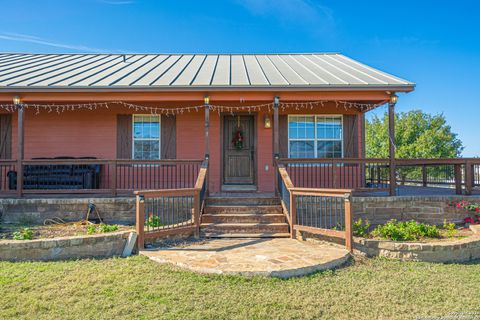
134, 159, 208, 250
277, 164, 353, 252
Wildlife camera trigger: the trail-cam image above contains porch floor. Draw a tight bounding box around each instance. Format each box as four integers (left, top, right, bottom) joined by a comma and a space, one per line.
356, 186, 480, 197
140, 238, 350, 278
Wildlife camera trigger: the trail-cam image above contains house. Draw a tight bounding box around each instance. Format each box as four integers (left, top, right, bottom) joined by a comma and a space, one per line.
1, 52, 478, 247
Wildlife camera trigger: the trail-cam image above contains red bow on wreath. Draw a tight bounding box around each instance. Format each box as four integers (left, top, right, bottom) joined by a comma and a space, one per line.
232, 129, 244, 150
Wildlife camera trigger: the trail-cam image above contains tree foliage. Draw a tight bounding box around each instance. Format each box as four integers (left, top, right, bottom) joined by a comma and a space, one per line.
366, 110, 463, 159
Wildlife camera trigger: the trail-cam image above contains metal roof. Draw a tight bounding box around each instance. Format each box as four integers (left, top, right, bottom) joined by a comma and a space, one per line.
0, 53, 415, 91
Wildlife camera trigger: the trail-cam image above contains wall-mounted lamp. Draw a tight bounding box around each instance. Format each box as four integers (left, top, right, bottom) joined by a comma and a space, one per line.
204, 95, 210, 105
13, 96, 21, 105
389, 93, 398, 105
264, 114, 271, 128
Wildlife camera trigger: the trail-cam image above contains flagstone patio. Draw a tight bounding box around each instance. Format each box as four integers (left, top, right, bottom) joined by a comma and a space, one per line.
140, 238, 350, 278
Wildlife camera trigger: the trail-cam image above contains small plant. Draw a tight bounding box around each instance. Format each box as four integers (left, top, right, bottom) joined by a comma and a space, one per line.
86, 224, 97, 235
353, 218, 370, 237
99, 224, 119, 233
12, 228, 33, 240
463, 216, 480, 225
371, 219, 440, 241
146, 213, 163, 228
455, 200, 480, 215
443, 219, 457, 238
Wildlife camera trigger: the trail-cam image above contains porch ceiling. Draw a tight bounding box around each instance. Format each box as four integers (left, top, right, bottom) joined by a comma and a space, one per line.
0, 53, 414, 92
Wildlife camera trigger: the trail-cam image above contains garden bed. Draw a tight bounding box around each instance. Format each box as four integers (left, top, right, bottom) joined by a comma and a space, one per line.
0, 222, 133, 241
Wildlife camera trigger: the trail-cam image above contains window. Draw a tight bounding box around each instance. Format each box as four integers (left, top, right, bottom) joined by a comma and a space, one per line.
133, 115, 160, 159
288, 115, 342, 158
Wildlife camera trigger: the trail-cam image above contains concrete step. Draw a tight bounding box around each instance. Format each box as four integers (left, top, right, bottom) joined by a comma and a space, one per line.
202, 213, 286, 224
204, 205, 283, 215
206, 197, 281, 206
201, 222, 289, 234
201, 232, 291, 238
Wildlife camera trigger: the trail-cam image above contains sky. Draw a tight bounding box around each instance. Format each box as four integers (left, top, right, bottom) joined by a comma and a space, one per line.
0, 0, 479, 156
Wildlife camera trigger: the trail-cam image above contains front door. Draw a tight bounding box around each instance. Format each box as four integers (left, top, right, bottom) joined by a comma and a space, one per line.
223, 115, 255, 185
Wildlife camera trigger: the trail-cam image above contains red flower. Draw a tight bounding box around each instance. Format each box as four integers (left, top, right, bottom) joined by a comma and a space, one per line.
464, 217, 474, 224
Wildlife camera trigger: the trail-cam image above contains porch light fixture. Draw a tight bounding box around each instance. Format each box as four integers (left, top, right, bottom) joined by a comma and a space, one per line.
13, 96, 21, 105
204, 95, 210, 105
389, 93, 398, 105
264, 114, 271, 128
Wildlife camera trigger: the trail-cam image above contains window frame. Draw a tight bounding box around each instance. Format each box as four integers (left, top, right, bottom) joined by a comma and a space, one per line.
132, 114, 161, 160
287, 114, 344, 159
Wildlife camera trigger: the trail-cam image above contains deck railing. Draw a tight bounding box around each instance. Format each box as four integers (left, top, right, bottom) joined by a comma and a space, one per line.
278, 158, 480, 196
134, 159, 208, 250
0, 159, 203, 197
277, 164, 353, 252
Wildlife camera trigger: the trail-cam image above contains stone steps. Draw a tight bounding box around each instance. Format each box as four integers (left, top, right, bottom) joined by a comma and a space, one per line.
201, 196, 289, 238
202, 213, 286, 224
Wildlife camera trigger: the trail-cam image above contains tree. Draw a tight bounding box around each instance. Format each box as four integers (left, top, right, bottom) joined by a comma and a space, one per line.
366, 110, 463, 159
366, 110, 464, 184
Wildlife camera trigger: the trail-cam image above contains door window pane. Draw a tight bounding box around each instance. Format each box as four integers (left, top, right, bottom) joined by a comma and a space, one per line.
132, 115, 161, 159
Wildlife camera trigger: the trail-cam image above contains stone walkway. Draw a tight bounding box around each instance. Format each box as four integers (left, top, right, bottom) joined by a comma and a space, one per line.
140, 238, 350, 278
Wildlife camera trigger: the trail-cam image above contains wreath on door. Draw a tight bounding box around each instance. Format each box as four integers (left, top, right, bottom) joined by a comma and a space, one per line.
232, 128, 244, 150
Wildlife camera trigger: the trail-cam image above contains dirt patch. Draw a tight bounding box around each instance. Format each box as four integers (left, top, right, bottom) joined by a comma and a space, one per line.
0, 222, 133, 240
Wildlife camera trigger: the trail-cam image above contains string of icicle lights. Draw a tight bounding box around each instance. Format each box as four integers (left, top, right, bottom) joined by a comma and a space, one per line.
0, 100, 384, 115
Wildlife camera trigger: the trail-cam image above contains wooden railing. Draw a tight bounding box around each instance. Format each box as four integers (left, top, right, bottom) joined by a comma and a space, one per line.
277, 164, 353, 252
278, 158, 480, 196
134, 159, 208, 250
0, 159, 203, 197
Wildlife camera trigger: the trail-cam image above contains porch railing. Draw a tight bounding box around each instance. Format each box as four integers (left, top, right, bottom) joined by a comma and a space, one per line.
278, 158, 480, 196
0, 159, 203, 197
134, 159, 208, 250
277, 164, 353, 252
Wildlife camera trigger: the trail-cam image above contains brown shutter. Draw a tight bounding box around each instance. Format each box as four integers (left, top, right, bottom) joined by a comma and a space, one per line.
161, 115, 176, 159
343, 114, 359, 158
0, 114, 12, 159
279, 115, 288, 158
116, 114, 132, 159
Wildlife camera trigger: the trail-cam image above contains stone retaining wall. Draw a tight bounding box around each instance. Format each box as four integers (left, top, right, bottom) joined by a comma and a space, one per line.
0, 231, 133, 262
0, 197, 136, 224
352, 195, 480, 226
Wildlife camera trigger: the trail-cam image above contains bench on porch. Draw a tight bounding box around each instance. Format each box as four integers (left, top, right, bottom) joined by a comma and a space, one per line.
7, 157, 101, 190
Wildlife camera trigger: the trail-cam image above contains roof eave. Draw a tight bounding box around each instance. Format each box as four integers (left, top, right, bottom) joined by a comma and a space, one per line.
0, 84, 415, 93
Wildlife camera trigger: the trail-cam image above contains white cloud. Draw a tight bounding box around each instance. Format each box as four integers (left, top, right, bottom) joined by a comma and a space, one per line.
0, 32, 125, 53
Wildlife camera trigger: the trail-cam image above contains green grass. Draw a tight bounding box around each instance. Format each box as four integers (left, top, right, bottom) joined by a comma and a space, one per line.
0, 256, 479, 319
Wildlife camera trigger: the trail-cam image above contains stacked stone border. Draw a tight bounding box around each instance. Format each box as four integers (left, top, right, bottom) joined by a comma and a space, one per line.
0, 231, 134, 262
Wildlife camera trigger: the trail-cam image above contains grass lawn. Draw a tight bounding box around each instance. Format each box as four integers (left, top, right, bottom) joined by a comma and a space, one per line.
0, 256, 479, 319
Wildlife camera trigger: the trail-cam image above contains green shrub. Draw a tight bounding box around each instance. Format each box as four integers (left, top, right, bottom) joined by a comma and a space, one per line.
353, 218, 370, 237
371, 219, 440, 241
86, 224, 97, 235
443, 219, 457, 238
99, 224, 119, 233
146, 214, 162, 228
12, 228, 33, 240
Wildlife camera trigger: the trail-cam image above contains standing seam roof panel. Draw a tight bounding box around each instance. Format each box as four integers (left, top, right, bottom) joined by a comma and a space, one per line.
191, 55, 218, 86
243, 55, 269, 85
211, 55, 231, 86
90, 55, 152, 86
284, 55, 329, 85
115, 55, 169, 86
29, 55, 112, 86
59, 56, 123, 86
132, 55, 179, 86
151, 55, 194, 86
230, 55, 250, 85
9, 55, 100, 86
255, 55, 288, 85
0, 54, 47, 68
0, 54, 66, 75
267, 55, 308, 85
296, 55, 349, 84
172, 55, 207, 86
321, 55, 387, 84
310, 55, 368, 85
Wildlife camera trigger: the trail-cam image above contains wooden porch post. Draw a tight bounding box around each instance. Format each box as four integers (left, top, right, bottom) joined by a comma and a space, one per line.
273, 96, 280, 194
388, 95, 397, 196
204, 95, 210, 160
16, 101, 24, 197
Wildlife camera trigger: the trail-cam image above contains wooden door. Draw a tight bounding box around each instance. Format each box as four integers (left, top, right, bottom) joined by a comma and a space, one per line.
223, 115, 255, 185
